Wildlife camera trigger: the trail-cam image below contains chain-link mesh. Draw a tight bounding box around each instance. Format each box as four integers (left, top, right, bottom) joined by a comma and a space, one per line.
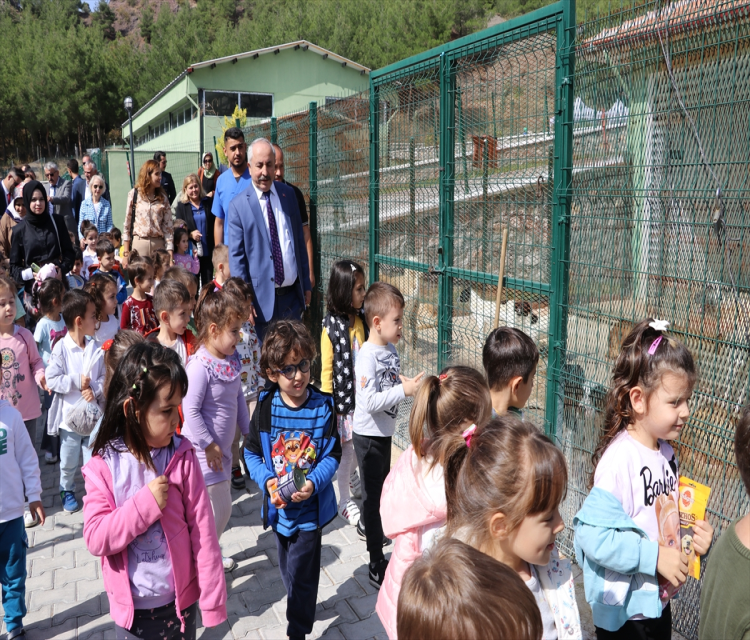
554, 2, 750, 637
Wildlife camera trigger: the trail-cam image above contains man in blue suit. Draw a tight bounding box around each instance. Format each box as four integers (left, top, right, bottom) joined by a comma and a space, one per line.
227, 138, 312, 341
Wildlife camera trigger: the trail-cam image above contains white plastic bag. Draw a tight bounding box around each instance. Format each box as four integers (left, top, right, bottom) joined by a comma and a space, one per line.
64, 341, 103, 436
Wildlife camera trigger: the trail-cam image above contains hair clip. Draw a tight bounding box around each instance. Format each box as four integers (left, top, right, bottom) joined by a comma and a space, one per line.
649, 319, 669, 332
350, 263, 357, 272
101, 339, 114, 352
648, 336, 663, 355
439, 373, 448, 383
462, 424, 477, 448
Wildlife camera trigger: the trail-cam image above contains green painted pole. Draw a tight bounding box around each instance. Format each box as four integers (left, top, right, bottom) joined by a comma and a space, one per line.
482, 138, 489, 273
492, 91, 497, 139
457, 87, 469, 193
369, 84, 380, 283
437, 52, 456, 370
270, 117, 278, 145
544, 0, 576, 440
409, 137, 416, 256
309, 103, 318, 293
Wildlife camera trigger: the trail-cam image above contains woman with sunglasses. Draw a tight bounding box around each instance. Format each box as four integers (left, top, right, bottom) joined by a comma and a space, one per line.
198, 152, 220, 212
10, 181, 76, 310
77, 175, 113, 239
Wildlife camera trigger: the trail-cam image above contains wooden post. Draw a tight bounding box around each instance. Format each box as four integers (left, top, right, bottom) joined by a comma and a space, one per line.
494, 226, 509, 328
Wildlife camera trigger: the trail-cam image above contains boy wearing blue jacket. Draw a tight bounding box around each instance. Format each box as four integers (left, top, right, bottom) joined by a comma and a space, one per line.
245, 319, 340, 640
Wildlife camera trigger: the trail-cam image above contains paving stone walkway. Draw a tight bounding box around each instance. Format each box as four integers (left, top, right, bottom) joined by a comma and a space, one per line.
1, 443, 687, 640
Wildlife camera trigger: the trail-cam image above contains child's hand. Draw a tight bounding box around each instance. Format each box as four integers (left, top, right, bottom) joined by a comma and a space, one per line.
39, 374, 49, 393
148, 475, 169, 510
657, 545, 689, 587
266, 478, 287, 509
82, 388, 95, 403
291, 480, 314, 503
28, 500, 45, 526
80, 374, 91, 390
400, 372, 425, 397
205, 443, 223, 472
692, 519, 714, 556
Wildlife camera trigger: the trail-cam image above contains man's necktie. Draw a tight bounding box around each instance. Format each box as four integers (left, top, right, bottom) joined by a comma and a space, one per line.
264, 192, 285, 286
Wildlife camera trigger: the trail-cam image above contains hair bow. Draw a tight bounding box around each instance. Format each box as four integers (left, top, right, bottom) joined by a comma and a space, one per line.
101, 339, 114, 352
649, 319, 670, 332
462, 424, 477, 448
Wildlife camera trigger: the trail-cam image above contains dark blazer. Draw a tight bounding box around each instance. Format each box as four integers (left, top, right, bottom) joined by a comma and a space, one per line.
10, 214, 77, 293
160, 171, 177, 205
44, 179, 76, 235
227, 181, 311, 324
175, 199, 215, 252
71, 176, 85, 223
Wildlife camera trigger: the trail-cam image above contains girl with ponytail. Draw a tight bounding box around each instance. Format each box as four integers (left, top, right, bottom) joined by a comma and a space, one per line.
375, 365, 491, 639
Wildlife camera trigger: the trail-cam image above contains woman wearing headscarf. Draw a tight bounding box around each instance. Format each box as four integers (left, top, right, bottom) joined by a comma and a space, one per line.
10, 181, 76, 300
198, 151, 219, 214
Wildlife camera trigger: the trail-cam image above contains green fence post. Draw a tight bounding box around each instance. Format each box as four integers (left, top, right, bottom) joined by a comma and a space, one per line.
438, 52, 456, 371
409, 137, 416, 256
270, 117, 278, 145
308, 103, 318, 292
492, 91, 497, 139
457, 87, 469, 193
544, 0, 576, 440
369, 84, 380, 283
481, 138, 489, 273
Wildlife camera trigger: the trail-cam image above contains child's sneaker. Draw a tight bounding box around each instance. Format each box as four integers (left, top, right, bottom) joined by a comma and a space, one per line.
356, 519, 392, 547
368, 558, 389, 589
7, 627, 26, 639
23, 509, 39, 528
61, 491, 80, 513
222, 556, 237, 572
230, 466, 245, 490
349, 469, 361, 499
338, 499, 361, 526
45, 451, 58, 464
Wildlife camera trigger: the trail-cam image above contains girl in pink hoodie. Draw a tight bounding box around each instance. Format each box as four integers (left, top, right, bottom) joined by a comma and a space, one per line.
82, 342, 227, 640
377, 366, 491, 639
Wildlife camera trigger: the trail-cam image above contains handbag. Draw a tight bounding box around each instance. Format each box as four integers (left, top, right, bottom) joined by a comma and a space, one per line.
128, 188, 138, 244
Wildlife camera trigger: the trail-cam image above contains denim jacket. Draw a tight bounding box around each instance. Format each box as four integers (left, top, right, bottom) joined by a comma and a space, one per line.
574, 487, 662, 631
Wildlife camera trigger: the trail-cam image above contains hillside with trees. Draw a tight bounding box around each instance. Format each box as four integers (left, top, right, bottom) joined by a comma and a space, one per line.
0, 0, 610, 163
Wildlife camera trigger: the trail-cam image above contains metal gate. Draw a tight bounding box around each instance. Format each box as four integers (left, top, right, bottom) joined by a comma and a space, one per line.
368, 0, 575, 443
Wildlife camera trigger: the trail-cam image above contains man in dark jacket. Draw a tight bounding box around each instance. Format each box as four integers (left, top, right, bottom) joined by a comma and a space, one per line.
154, 151, 176, 206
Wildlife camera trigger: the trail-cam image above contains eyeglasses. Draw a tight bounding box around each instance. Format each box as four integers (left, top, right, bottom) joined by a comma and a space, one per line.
274, 359, 312, 380
92, 185, 103, 189
44, 173, 56, 178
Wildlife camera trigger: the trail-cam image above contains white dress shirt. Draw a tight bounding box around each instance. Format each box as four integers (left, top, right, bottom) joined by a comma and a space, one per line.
252, 182, 297, 287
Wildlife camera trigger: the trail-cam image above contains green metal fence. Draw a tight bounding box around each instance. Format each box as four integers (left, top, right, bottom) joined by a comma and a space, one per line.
238, 1, 750, 635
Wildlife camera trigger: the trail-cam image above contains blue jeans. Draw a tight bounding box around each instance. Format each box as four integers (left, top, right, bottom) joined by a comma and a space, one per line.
0, 518, 28, 633
59, 430, 92, 493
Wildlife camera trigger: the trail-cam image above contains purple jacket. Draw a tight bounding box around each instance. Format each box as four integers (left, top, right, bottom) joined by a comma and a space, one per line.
182, 347, 250, 485
82, 437, 227, 632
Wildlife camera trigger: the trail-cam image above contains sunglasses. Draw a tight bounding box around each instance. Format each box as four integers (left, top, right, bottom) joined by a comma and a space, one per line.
274, 359, 312, 380
203, 159, 212, 164
92, 185, 103, 189
44, 173, 56, 178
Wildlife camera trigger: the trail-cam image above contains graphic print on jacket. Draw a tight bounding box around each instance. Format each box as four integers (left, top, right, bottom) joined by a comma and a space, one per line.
0, 348, 22, 407
359, 347, 400, 419
270, 431, 316, 477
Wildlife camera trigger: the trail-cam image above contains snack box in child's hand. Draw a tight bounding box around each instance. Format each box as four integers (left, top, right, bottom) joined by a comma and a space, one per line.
678, 477, 711, 579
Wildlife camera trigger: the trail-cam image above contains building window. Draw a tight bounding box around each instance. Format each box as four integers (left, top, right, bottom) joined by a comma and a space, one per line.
203, 90, 273, 118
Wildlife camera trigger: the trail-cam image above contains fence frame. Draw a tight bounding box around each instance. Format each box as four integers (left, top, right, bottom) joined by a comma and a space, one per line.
368, 0, 576, 437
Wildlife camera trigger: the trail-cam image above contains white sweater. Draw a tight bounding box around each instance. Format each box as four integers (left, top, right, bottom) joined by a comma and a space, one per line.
0, 400, 42, 523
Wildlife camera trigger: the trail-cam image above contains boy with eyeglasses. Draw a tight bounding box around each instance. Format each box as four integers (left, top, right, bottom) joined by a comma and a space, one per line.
244, 319, 340, 640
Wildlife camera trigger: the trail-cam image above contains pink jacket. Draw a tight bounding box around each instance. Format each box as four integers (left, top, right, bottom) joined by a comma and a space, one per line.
82, 437, 227, 632
376, 445, 447, 639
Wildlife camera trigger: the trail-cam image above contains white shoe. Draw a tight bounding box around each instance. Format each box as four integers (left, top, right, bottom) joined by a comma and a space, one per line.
338, 499, 361, 526
349, 470, 362, 500
24, 510, 39, 528
222, 556, 237, 572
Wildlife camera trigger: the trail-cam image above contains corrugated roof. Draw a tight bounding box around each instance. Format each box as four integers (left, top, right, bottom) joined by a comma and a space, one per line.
124, 40, 369, 126
584, 0, 750, 50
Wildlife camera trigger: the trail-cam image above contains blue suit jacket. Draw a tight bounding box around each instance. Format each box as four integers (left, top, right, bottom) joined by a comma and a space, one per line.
227, 180, 311, 324
71, 176, 86, 223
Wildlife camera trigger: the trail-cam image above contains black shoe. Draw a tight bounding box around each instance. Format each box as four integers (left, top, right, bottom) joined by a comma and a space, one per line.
369, 558, 389, 589
8, 627, 26, 639
230, 466, 245, 490
356, 520, 391, 546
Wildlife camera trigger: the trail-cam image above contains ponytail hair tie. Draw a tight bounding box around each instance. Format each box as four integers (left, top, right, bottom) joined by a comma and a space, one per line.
462, 424, 477, 447
439, 373, 448, 383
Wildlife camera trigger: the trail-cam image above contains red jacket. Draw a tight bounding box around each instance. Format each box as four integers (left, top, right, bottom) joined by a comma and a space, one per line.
144, 326, 198, 357
82, 437, 227, 632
